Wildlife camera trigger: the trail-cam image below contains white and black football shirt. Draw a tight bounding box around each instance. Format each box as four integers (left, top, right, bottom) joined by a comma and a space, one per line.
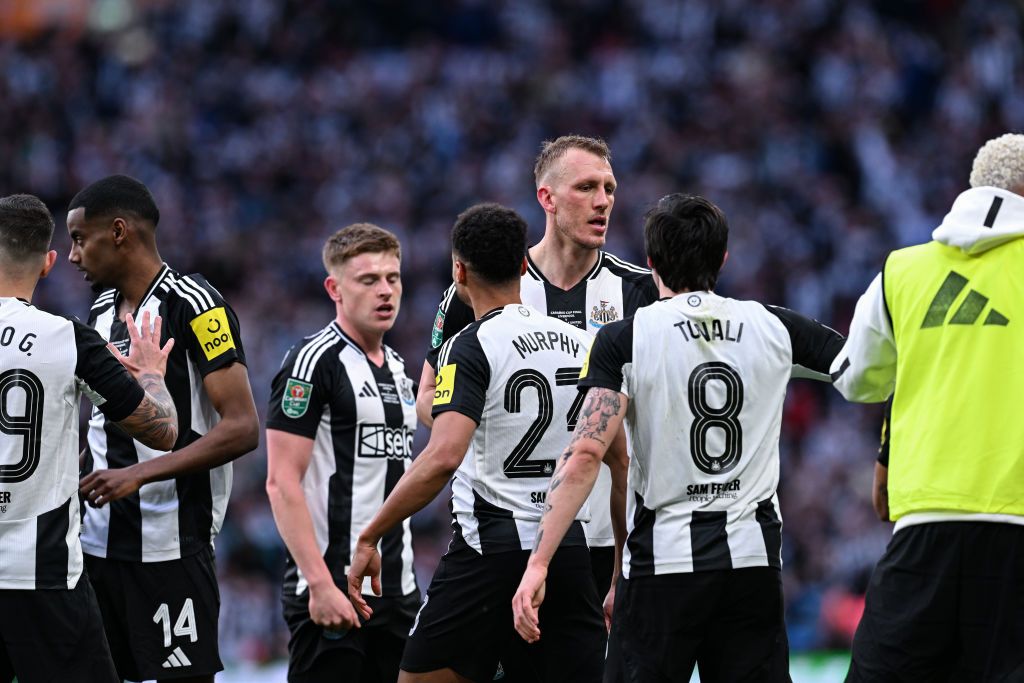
82, 264, 245, 563
0, 297, 144, 589
579, 292, 844, 578
427, 251, 658, 548
432, 304, 594, 554
267, 322, 418, 600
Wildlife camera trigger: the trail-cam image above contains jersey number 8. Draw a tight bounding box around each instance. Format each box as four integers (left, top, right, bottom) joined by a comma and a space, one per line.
688, 362, 744, 475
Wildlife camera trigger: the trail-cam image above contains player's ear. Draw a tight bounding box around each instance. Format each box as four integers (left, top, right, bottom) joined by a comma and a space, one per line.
111, 217, 129, 246
519, 256, 527, 276
39, 250, 57, 279
324, 274, 343, 303
721, 250, 729, 271
536, 185, 555, 214
453, 259, 467, 286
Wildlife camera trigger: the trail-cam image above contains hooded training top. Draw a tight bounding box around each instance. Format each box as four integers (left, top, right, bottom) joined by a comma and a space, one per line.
832, 186, 1024, 530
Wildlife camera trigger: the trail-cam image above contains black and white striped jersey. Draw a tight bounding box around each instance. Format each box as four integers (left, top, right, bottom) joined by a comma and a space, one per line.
267, 322, 418, 600
0, 297, 143, 589
427, 251, 658, 548
81, 264, 245, 563
579, 292, 844, 578
432, 304, 594, 555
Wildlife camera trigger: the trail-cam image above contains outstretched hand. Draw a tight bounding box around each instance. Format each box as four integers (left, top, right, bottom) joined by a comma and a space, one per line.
108, 311, 174, 379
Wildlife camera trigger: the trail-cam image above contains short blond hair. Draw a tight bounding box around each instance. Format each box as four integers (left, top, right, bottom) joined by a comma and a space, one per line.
533, 135, 611, 187
970, 133, 1024, 191
322, 223, 401, 272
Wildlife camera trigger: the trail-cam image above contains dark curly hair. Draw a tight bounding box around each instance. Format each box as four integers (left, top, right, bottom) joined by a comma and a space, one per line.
451, 203, 527, 285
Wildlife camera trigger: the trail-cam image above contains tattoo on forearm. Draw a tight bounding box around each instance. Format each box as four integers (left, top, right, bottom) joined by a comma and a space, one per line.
119, 374, 178, 447
573, 389, 621, 445
532, 389, 622, 555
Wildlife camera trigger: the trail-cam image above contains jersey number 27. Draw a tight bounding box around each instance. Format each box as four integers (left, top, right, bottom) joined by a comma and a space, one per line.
502, 367, 584, 478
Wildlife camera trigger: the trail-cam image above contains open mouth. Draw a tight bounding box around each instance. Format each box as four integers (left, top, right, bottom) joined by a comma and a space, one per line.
375, 304, 394, 315
588, 216, 607, 228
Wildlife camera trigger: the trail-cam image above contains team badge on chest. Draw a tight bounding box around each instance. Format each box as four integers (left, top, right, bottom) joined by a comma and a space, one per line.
588, 301, 619, 329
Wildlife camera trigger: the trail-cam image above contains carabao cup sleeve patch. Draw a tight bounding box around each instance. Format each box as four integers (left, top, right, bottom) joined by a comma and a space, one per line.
431, 309, 446, 348
281, 378, 314, 418
189, 306, 236, 361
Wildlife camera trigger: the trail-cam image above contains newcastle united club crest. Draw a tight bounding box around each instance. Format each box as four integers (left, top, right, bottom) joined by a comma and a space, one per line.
588, 300, 619, 329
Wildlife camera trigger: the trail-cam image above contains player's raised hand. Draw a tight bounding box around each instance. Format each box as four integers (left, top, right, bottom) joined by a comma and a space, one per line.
309, 580, 361, 632
512, 562, 547, 643
347, 537, 382, 620
108, 311, 174, 380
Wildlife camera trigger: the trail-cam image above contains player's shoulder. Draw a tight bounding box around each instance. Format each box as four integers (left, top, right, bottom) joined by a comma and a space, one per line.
89, 288, 117, 315
5, 299, 77, 336
599, 250, 652, 282
593, 313, 635, 346
437, 308, 496, 366
280, 322, 346, 382
159, 268, 230, 316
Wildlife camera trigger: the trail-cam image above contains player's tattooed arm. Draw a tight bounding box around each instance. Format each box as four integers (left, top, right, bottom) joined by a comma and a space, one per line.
548, 388, 623, 496
573, 388, 623, 446
515, 386, 629, 642
116, 372, 179, 451
529, 387, 627, 555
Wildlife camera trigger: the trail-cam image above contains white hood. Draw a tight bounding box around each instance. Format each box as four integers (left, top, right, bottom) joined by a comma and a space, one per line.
932, 186, 1024, 255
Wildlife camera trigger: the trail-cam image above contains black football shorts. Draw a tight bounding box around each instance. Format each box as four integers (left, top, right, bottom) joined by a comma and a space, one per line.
401, 538, 605, 682
0, 571, 118, 683
608, 567, 790, 683
85, 545, 223, 681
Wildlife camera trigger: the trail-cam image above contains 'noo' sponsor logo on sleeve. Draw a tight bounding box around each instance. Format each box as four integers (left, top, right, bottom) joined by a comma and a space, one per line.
190, 306, 236, 361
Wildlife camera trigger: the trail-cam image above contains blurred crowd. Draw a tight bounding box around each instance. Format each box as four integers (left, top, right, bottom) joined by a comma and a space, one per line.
2, 0, 1021, 663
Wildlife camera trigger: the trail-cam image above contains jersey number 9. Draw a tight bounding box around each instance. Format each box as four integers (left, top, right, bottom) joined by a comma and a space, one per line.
0, 369, 44, 484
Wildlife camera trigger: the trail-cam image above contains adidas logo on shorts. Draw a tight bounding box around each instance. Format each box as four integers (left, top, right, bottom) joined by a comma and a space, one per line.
162, 646, 192, 669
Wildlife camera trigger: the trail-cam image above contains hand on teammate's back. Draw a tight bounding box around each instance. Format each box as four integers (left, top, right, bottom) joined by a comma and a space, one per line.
106, 311, 174, 380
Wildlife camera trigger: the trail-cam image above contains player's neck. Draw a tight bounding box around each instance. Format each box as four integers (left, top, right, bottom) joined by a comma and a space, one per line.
529, 234, 599, 290
334, 316, 386, 366
115, 254, 165, 315
469, 284, 521, 320
0, 277, 36, 302
0, 257, 45, 301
